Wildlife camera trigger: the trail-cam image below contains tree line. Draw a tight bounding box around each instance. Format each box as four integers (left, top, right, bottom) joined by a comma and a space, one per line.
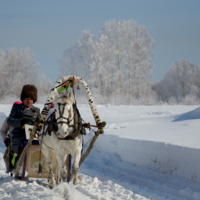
1, 20, 199, 105
59, 20, 200, 105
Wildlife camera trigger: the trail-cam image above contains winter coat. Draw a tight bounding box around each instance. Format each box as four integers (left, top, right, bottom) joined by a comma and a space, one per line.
0, 117, 13, 140
7, 103, 40, 154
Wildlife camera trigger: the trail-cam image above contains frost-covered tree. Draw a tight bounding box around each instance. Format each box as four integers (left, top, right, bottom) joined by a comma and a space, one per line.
101, 20, 154, 102
153, 59, 200, 104
0, 50, 8, 97
0, 48, 52, 102
2, 48, 39, 97
36, 74, 53, 95
59, 20, 154, 104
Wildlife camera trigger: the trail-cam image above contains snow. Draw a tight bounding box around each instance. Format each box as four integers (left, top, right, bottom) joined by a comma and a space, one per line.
0, 104, 200, 200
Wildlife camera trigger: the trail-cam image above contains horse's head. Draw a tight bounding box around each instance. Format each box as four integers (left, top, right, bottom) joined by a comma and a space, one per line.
54, 91, 75, 138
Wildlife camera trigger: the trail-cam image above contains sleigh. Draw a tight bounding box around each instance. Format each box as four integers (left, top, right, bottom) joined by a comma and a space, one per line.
13, 75, 106, 185
10, 126, 59, 179
17, 129, 56, 179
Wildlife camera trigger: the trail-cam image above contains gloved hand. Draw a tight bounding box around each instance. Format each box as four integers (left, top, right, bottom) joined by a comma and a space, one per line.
20, 117, 34, 126
4, 137, 10, 147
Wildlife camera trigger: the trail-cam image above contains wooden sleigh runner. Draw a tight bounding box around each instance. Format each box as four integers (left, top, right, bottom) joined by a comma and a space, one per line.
13, 75, 106, 186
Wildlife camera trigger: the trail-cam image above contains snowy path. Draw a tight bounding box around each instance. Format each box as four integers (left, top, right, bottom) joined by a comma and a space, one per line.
0, 167, 148, 200
1, 147, 200, 200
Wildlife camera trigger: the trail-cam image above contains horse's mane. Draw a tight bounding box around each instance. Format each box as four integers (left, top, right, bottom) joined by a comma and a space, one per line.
54, 91, 75, 105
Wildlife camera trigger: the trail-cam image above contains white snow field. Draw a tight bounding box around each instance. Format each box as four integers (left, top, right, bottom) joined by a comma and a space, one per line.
0, 104, 200, 200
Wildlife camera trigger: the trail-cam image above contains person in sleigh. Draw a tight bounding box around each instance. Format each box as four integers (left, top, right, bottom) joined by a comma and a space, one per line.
0, 101, 22, 173
7, 85, 40, 173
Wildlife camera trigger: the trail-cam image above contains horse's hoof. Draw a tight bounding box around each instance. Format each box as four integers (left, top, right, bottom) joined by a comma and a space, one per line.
49, 185, 54, 189
48, 180, 56, 189
73, 175, 82, 185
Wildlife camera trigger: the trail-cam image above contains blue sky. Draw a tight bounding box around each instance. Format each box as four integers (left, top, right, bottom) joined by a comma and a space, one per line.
0, 0, 200, 83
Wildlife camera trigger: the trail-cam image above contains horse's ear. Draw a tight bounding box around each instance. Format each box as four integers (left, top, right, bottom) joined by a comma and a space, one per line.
66, 91, 75, 103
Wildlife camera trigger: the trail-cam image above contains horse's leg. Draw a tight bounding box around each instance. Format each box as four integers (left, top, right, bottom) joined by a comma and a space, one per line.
41, 146, 56, 189
18, 165, 24, 178
55, 163, 61, 184
55, 152, 68, 182
72, 151, 82, 185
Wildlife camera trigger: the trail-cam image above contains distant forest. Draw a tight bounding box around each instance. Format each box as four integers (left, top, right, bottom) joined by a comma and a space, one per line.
1, 20, 200, 105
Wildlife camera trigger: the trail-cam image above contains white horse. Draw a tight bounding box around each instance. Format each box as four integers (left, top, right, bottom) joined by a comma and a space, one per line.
38, 91, 82, 188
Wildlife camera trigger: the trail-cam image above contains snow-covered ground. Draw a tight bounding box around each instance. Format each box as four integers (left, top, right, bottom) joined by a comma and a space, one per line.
0, 104, 200, 200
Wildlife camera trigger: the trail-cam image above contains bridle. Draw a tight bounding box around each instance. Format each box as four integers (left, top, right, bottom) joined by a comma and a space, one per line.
55, 102, 74, 127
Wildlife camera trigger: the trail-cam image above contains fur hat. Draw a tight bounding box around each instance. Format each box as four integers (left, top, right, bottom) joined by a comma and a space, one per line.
20, 84, 37, 103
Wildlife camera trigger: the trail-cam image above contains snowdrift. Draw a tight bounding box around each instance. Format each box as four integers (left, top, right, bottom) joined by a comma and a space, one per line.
94, 135, 200, 182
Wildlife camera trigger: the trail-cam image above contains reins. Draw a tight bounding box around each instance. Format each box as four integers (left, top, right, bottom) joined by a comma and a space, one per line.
82, 121, 106, 130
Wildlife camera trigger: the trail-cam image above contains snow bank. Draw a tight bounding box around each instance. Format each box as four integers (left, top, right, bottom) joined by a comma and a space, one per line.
82, 105, 200, 182
94, 135, 200, 181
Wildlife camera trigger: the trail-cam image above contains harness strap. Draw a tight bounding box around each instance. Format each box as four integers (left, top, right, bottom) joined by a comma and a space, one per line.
56, 106, 84, 140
